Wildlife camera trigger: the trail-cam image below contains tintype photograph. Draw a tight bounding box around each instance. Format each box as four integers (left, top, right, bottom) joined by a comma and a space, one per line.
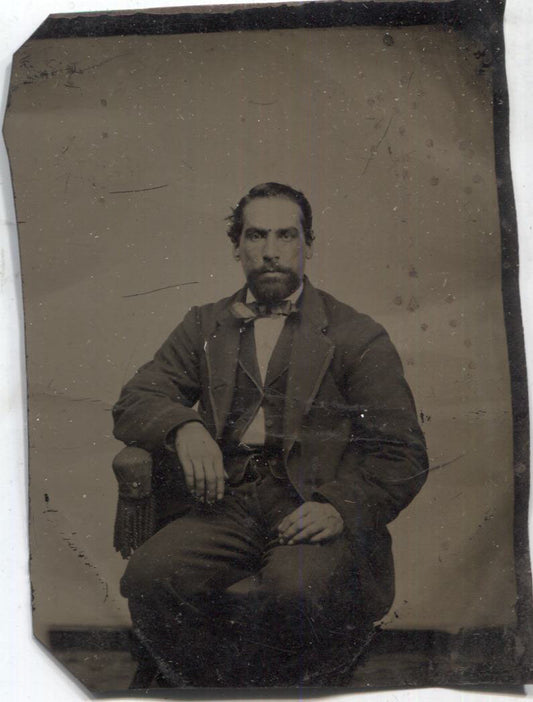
3, 0, 533, 694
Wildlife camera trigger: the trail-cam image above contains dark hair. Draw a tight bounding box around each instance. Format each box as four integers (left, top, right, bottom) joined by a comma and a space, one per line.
226, 182, 314, 245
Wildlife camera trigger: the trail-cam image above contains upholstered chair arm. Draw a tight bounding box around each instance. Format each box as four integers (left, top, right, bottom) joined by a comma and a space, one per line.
112, 446, 155, 558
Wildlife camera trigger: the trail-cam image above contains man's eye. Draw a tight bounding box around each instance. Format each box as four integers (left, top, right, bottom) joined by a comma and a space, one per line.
280, 230, 297, 240
247, 231, 263, 241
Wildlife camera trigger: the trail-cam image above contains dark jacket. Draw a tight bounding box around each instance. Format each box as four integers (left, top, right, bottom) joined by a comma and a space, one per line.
113, 278, 428, 618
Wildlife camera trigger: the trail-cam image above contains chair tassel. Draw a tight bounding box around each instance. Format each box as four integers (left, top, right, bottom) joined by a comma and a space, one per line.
113, 495, 156, 559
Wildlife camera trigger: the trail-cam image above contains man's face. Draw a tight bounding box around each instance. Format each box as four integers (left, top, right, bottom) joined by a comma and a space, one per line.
234, 196, 312, 303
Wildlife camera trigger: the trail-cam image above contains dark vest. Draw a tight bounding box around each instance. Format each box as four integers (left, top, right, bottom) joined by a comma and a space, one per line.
222, 315, 297, 456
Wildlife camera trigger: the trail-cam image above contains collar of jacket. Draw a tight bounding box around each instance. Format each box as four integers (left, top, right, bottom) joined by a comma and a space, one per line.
205, 277, 335, 456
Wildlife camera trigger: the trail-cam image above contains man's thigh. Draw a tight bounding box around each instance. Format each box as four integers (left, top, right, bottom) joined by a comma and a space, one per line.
224, 535, 364, 659
227, 536, 357, 608
121, 495, 264, 600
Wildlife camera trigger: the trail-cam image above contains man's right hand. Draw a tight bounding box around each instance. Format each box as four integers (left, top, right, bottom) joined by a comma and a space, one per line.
175, 422, 226, 503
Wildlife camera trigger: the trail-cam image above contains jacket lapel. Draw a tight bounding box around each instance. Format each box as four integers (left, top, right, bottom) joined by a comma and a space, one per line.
204, 281, 335, 449
205, 289, 246, 439
238, 323, 263, 391
283, 280, 335, 456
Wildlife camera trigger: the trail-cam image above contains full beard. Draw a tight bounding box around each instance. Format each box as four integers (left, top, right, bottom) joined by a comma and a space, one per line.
247, 267, 302, 304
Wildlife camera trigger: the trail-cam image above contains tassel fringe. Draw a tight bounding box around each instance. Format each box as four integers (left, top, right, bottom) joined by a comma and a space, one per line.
114, 495, 156, 559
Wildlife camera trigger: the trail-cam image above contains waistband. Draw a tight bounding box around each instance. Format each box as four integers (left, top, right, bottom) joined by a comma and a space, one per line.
224, 445, 286, 483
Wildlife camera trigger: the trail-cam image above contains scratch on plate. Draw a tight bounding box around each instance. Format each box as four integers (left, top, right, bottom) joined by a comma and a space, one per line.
361, 113, 395, 175
109, 184, 169, 195
123, 281, 199, 298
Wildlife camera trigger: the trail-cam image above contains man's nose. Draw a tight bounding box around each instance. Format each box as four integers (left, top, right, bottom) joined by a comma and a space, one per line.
262, 233, 280, 261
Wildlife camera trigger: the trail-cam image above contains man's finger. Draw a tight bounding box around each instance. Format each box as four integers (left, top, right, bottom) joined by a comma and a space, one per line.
309, 528, 331, 543
277, 517, 290, 533
288, 523, 322, 544
288, 505, 311, 522
213, 452, 226, 500
191, 460, 206, 502
278, 506, 308, 533
180, 456, 196, 495
203, 460, 217, 503
280, 516, 315, 540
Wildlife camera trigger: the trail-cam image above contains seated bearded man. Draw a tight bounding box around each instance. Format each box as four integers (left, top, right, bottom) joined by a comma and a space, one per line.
113, 182, 428, 687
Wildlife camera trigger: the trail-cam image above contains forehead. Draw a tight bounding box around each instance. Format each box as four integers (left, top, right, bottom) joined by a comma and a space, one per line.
242, 197, 303, 231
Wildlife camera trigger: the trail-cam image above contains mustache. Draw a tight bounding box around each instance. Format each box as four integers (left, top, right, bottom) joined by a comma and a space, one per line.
252, 265, 293, 275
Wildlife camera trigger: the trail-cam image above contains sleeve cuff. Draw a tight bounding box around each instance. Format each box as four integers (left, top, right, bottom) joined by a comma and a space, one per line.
163, 419, 204, 453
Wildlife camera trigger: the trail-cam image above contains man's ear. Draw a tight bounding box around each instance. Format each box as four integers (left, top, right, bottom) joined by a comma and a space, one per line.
233, 244, 240, 261
305, 241, 314, 260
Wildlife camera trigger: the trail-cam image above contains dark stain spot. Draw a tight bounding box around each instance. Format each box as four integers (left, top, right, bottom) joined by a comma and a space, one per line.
420, 411, 431, 424
445, 293, 455, 304
468, 361, 476, 370
383, 33, 394, 46
393, 295, 403, 306
407, 296, 419, 312
430, 176, 439, 186
426, 138, 434, 148
44, 493, 49, 503
406, 358, 415, 366
464, 338, 472, 348
102, 132, 108, 139
100, 98, 107, 107
399, 126, 406, 136
473, 174, 482, 184
420, 322, 428, 331
449, 319, 458, 328
408, 266, 418, 278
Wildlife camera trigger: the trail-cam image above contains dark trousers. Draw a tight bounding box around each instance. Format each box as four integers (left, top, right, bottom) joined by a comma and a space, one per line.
121, 466, 372, 686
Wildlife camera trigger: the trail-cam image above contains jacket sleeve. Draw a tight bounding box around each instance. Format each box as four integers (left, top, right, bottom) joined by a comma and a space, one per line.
112, 307, 205, 452
314, 325, 429, 535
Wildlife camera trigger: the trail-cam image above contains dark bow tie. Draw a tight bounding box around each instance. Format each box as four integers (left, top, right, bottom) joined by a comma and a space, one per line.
231, 300, 296, 322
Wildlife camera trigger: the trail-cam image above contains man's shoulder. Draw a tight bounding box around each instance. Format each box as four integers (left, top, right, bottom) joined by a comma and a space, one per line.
311, 285, 385, 339
185, 289, 242, 329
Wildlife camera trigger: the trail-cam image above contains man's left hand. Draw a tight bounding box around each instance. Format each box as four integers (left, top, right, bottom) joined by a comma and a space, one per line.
277, 502, 344, 545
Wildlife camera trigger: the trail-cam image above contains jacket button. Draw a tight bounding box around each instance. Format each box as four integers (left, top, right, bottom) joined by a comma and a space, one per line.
265, 419, 273, 428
